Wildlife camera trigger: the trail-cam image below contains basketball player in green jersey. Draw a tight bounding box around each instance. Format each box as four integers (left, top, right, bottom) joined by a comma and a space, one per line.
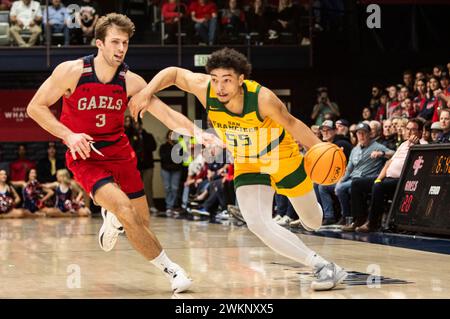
130, 48, 348, 291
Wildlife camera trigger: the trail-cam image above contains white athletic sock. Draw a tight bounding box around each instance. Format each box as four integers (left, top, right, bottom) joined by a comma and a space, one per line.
305, 252, 329, 268
150, 250, 179, 276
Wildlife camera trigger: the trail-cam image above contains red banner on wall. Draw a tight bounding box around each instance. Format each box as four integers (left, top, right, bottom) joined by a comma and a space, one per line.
0, 90, 61, 142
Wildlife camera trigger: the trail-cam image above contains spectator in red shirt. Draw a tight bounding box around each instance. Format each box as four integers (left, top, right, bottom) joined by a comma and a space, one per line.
418, 76, 442, 121
374, 93, 387, 121
9, 144, 36, 182
436, 74, 450, 109
386, 85, 400, 119
162, 0, 187, 44
413, 78, 427, 115
0, 0, 12, 10
189, 0, 218, 45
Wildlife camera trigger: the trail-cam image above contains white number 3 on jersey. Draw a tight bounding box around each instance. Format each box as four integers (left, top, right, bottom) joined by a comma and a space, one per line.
96, 114, 106, 127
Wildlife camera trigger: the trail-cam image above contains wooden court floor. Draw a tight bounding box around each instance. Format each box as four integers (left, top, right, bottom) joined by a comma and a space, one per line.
0, 216, 449, 298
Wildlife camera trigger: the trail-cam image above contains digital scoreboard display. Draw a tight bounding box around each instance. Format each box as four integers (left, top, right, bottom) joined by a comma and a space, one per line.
388, 144, 450, 236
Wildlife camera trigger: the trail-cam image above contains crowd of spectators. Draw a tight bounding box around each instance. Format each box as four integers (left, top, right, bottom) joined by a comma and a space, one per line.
301, 63, 450, 233
0, 143, 91, 218
0, 0, 100, 47
0, 0, 317, 47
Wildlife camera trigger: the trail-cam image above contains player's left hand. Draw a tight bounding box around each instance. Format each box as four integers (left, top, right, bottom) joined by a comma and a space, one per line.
129, 89, 152, 121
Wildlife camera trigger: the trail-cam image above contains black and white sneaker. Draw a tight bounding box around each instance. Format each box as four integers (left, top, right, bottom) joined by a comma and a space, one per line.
98, 208, 124, 252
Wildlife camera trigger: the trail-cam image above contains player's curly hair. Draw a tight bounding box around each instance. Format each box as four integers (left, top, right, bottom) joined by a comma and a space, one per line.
95, 13, 135, 42
205, 48, 252, 79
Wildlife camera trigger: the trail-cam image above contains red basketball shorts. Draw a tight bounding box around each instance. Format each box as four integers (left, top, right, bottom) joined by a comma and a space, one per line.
66, 136, 144, 199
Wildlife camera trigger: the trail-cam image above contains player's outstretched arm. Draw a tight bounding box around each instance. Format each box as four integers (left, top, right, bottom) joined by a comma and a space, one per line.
258, 87, 321, 150
127, 71, 222, 148
27, 60, 93, 160
129, 67, 210, 120
146, 96, 221, 146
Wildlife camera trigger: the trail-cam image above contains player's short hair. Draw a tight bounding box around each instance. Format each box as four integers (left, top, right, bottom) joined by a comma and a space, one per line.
95, 13, 135, 42
205, 48, 252, 79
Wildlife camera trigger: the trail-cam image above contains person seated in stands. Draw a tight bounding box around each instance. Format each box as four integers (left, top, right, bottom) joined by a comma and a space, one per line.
69, 0, 99, 45
429, 121, 442, 144
9, 0, 42, 47
374, 93, 387, 121
402, 70, 414, 92
0, 0, 12, 10
361, 106, 373, 122
16, 168, 51, 216
219, 0, 245, 42
421, 121, 432, 144
161, 0, 187, 44
395, 117, 408, 149
335, 119, 350, 139
9, 144, 36, 182
316, 120, 353, 225
245, 0, 273, 45
322, 123, 394, 229
0, 169, 42, 219
267, 0, 300, 42
43, 169, 90, 217
413, 79, 427, 116
43, 0, 70, 46
189, 0, 218, 45
418, 76, 442, 121
437, 108, 450, 143
181, 144, 207, 211
272, 194, 297, 226
37, 142, 65, 183
349, 119, 426, 233
378, 119, 397, 151
190, 147, 228, 222
369, 120, 382, 142
385, 85, 400, 119
401, 97, 415, 118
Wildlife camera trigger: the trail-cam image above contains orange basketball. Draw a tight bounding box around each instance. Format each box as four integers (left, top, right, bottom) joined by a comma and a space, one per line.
304, 142, 346, 185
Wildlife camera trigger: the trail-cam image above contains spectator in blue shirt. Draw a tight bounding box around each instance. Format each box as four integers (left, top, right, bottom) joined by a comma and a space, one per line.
43, 0, 70, 45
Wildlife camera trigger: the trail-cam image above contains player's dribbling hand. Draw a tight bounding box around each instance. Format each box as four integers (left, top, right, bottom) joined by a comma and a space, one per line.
65, 133, 93, 160
129, 89, 151, 121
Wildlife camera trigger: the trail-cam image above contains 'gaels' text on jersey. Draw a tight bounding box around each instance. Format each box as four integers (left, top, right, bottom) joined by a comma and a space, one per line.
60, 54, 128, 142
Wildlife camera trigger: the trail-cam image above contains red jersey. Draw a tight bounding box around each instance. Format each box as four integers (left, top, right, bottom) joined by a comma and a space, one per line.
189, 1, 217, 20
60, 55, 129, 143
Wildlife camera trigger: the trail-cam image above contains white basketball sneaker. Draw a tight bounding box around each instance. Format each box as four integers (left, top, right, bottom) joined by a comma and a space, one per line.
164, 265, 193, 293
98, 208, 124, 252
311, 262, 348, 291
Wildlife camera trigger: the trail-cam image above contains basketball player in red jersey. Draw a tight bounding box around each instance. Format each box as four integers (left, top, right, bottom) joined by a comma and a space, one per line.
26, 13, 215, 293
